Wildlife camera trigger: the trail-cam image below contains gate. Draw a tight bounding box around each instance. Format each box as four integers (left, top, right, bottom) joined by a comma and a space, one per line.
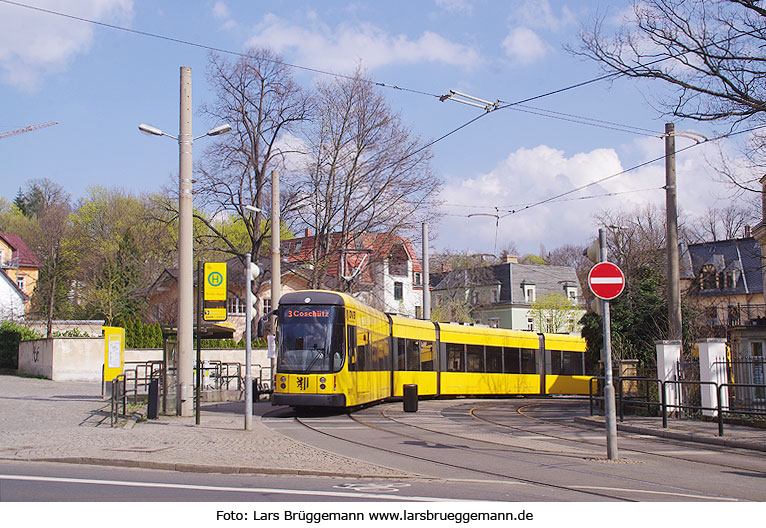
727, 356, 766, 412
676, 356, 701, 417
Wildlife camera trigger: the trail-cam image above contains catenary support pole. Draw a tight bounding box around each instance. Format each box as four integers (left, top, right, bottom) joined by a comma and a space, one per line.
665, 123, 683, 341
177, 66, 194, 416
600, 227, 619, 460
270, 171, 281, 382
196, 261, 202, 425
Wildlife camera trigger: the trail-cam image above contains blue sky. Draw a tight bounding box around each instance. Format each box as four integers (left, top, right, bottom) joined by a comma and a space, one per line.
0, 0, 752, 256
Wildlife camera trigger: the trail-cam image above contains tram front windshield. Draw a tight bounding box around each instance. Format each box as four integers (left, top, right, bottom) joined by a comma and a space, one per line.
278, 305, 345, 373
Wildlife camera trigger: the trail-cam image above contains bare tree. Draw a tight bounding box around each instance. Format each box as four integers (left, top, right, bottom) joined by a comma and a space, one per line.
573, 1, 766, 189
195, 49, 311, 268
686, 203, 759, 242
294, 68, 441, 289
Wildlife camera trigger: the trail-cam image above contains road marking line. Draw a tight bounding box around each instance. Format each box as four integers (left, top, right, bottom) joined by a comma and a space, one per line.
572, 485, 740, 501
0, 474, 468, 501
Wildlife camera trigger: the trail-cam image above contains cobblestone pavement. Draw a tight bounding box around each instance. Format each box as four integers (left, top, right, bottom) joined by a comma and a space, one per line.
0, 375, 411, 477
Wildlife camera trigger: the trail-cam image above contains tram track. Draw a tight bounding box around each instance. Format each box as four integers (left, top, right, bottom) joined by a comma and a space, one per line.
280, 403, 748, 502
468, 400, 766, 475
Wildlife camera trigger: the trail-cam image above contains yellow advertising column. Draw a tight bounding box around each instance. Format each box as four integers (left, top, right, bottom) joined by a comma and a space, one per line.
102, 326, 125, 390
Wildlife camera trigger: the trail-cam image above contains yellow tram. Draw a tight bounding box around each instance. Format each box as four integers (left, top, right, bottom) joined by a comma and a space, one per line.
272, 290, 591, 408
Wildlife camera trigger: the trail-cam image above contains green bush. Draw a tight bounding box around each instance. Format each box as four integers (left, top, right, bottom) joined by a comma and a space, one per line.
0, 321, 43, 369
52, 328, 92, 337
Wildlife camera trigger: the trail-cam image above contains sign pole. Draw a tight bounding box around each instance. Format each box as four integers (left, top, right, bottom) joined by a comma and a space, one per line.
196, 261, 202, 425
598, 228, 619, 460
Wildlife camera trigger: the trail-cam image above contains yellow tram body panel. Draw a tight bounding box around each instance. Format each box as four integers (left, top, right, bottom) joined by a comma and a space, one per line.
440, 373, 540, 395
393, 371, 438, 396
546, 375, 592, 395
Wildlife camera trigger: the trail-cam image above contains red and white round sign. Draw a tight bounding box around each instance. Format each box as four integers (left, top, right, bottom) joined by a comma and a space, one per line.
588, 262, 625, 300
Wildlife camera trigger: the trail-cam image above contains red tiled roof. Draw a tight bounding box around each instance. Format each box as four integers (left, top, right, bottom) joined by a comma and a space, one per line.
0, 233, 41, 267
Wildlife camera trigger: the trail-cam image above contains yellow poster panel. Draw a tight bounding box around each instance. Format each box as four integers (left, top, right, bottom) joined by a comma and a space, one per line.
102, 326, 125, 382
204, 262, 227, 301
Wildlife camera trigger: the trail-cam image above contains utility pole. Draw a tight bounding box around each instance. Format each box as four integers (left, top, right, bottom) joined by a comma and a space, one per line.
177, 66, 194, 417
422, 222, 431, 320
270, 170, 281, 380
244, 252, 254, 430
665, 122, 683, 342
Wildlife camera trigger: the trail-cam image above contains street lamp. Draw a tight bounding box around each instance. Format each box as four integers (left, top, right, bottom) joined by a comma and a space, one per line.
138, 66, 230, 417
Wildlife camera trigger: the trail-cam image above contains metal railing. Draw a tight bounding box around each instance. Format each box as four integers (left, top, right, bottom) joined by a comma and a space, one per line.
109, 374, 127, 427
589, 375, 766, 437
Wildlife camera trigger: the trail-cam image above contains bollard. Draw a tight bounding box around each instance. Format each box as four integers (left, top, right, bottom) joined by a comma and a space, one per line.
403, 384, 418, 412
147, 378, 159, 420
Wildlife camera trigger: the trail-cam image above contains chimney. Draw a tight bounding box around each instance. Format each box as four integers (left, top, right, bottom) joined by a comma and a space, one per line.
745, 225, 751, 238
505, 254, 518, 264
305, 228, 313, 238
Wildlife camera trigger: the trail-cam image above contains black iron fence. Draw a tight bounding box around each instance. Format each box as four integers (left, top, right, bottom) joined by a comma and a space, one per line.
589, 375, 766, 437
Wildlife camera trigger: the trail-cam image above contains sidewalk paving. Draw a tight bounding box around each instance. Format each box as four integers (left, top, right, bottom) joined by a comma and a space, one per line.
0, 375, 411, 477
575, 413, 766, 452
2, 375, 766, 477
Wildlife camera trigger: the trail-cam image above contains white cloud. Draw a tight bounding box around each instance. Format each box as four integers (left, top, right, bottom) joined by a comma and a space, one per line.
245, 14, 480, 72
435, 0, 473, 15
212, 1, 236, 30
0, 0, 133, 90
436, 138, 742, 255
502, 27, 549, 64
509, 0, 575, 31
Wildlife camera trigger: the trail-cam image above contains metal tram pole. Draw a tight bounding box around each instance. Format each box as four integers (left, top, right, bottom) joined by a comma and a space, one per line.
422, 222, 431, 320
599, 228, 619, 460
270, 171, 281, 386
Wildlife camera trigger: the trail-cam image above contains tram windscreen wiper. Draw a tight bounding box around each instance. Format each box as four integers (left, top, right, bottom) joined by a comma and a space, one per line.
304, 346, 326, 372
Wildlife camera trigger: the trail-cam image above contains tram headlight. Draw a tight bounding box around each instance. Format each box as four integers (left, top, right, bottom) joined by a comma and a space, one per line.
280, 376, 286, 383
319, 377, 326, 383
280, 383, 286, 389
319, 384, 326, 390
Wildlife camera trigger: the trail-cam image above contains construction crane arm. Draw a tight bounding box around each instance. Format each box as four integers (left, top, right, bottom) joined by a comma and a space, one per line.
0, 121, 58, 140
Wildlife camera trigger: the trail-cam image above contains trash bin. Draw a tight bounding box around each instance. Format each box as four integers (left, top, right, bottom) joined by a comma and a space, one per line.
147, 378, 159, 420
403, 384, 418, 412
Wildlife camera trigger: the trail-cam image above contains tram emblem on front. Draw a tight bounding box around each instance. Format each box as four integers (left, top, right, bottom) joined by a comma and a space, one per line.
297, 376, 309, 391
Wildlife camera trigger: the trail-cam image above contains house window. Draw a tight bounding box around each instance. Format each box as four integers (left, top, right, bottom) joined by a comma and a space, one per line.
413, 272, 422, 286
415, 306, 423, 319
527, 317, 534, 331
394, 281, 403, 301
566, 286, 577, 303
16, 275, 24, 291
700, 265, 717, 290
293, 241, 302, 254
706, 306, 719, 325
524, 285, 536, 303
488, 317, 500, 328
227, 296, 246, 315
263, 298, 272, 314
471, 290, 479, 304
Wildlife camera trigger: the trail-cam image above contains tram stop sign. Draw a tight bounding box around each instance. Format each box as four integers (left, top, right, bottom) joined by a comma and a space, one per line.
588, 262, 625, 300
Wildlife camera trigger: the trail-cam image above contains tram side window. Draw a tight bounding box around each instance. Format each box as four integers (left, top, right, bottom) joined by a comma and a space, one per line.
357, 332, 368, 371
550, 350, 563, 375
446, 343, 465, 372
406, 339, 420, 371
486, 346, 502, 373
562, 351, 583, 375
503, 347, 521, 374
420, 341, 435, 371
467, 345, 485, 372
521, 349, 537, 374
396, 339, 406, 370
347, 326, 357, 371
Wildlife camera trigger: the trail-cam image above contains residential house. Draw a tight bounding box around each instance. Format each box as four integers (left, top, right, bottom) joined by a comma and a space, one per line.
0, 233, 41, 316
0, 268, 27, 321
142, 257, 309, 341
281, 231, 424, 318
679, 236, 764, 333
432, 255, 584, 332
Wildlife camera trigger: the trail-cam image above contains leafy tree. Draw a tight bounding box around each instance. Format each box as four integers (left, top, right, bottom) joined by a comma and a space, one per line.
581, 266, 668, 370
530, 293, 579, 333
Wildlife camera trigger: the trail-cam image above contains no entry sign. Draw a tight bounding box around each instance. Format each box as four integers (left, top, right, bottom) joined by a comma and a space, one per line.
588, 262, 625, 300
